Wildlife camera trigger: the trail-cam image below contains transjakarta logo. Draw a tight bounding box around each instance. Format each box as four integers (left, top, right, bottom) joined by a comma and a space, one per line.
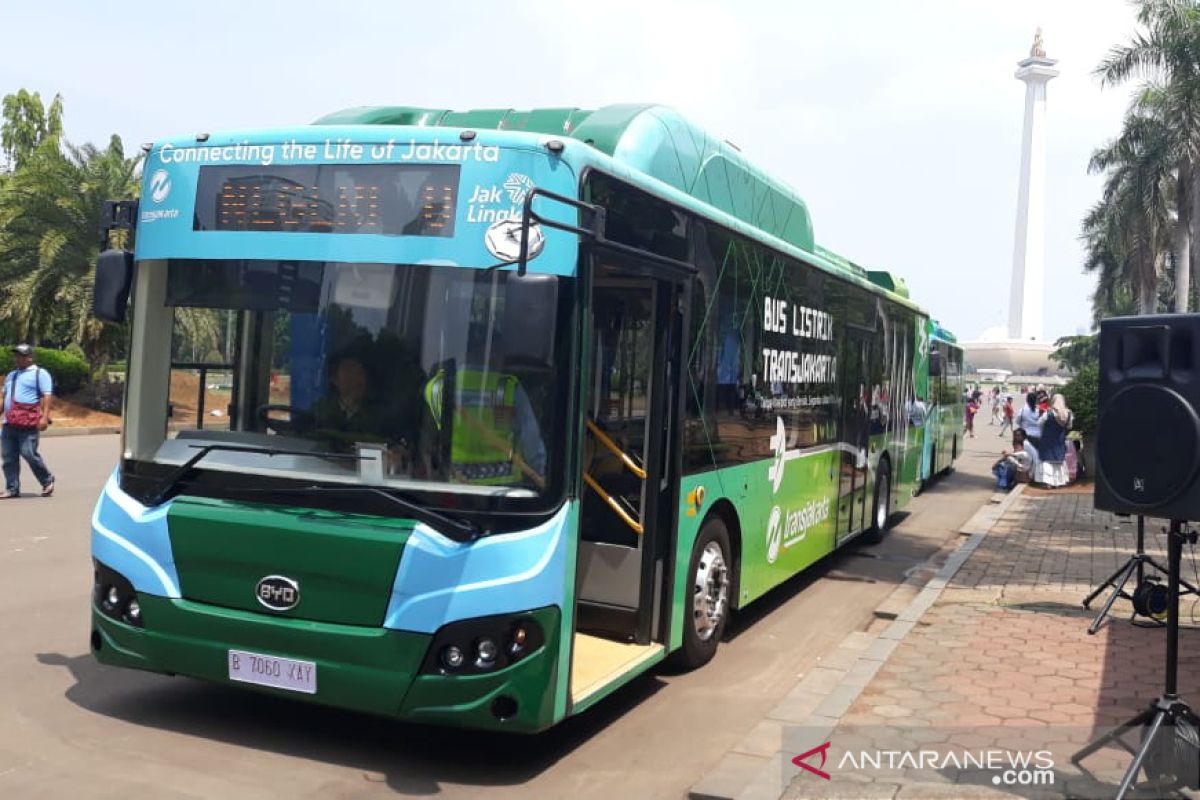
149, 169, 171, 203
765, 415, 829, 564
766, 498, 831, 564
767, 416, 801, 494
504, 172, 535, 205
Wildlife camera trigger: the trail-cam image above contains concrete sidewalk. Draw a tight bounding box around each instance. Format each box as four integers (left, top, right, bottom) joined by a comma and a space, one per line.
692, 484, 1200, 800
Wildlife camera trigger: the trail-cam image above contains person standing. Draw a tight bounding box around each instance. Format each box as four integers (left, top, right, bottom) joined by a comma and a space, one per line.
1036, 394, 1073, 488
998, 394, 1015, 436
1, 344, 55, 498
964, 395, 980, 438
1014, 392, 1043, 449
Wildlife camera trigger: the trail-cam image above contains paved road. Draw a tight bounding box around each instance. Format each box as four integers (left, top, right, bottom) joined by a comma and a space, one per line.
0, 432, 998, 799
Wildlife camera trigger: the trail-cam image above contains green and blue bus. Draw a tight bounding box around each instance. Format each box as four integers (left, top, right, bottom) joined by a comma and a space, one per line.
923, 323, 966, 481
90, 104, 962, 732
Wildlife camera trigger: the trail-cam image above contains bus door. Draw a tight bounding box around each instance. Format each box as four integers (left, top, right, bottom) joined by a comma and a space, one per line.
576, 265, 684, 645
836, 327, 872, 542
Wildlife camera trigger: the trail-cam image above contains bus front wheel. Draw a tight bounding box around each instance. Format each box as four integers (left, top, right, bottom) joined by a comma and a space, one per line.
674, 518, 732, 670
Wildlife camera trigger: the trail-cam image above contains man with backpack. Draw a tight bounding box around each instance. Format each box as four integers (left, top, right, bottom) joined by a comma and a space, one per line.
1, 344, 55, 498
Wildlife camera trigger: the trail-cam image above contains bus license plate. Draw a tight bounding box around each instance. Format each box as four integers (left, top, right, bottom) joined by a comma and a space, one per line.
228, 649, 317, 694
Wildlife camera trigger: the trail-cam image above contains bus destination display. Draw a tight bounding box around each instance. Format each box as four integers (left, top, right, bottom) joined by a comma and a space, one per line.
193, 164, 459, 236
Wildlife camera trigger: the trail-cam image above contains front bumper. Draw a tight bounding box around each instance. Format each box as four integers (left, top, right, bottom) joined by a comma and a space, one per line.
92, 597, 562, 732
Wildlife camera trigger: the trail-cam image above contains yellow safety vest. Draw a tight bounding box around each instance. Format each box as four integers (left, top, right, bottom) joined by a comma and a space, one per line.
424, 368, 521, 484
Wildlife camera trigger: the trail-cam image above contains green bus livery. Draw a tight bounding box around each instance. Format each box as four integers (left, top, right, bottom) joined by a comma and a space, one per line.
90, 104, 963, 732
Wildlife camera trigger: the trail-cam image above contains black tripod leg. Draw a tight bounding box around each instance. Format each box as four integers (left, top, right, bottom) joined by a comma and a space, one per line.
1084, 558, 1137, 609
1071, 706, 1156, 764
1088, 559, 1139, 635
1115, 709, 1169, 800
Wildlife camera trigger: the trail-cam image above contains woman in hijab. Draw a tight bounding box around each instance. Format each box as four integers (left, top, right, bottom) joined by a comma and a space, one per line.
1037, 394, 1073, 488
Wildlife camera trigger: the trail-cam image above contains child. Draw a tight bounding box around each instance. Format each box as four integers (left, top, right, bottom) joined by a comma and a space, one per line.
998, 395, 1014, 436
992, 428, 1039, 489
964, 396, 979, 438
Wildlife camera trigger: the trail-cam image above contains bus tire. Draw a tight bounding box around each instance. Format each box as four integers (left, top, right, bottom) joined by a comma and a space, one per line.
862, 459, 892, 544
673, 518, 732, 670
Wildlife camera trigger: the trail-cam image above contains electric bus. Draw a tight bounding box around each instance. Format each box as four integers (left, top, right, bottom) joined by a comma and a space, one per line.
921, 323, 965, 484
89, 104, 961, 732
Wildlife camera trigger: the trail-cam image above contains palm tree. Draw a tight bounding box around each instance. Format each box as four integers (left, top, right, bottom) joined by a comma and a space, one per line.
1084, 98, 1175, 315
1097, 0, 1200, 313
1081, 202, 1141, 322
1, 89, 62, 171
0, 134, 141, 357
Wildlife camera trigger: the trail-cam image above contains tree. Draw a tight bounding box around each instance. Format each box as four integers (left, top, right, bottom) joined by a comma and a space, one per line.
0, 133, 141, 360
1, 89, 62, 172
1083, 97, 1175, 315
1051, 334, 1099, 373
1096, 0, 1200, 313
1062, 364, 1099, 436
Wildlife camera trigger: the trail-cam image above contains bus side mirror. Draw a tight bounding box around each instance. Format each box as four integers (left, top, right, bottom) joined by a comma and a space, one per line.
93, 249, 134, 322
503, 273, 558, 367
929, 352, 944, 377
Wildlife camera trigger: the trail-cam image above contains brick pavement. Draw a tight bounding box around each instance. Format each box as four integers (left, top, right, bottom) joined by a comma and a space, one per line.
951, 489, 1177, 603
779, 490, 1200, 799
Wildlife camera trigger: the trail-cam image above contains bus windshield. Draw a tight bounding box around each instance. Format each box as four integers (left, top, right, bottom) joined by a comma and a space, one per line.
136, 259, 571, 504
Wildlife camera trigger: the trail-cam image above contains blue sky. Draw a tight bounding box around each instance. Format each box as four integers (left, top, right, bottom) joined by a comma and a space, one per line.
0, 0, 1139, 341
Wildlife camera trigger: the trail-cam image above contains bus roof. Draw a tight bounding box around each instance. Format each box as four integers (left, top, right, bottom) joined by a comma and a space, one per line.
315, 105, 815, 242
313, 104, 922, 311
929, 321, 960, 345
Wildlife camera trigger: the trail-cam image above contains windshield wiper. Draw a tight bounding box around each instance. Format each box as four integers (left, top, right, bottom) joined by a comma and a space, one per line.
216, 484, 482, 542
145, 443, 364, 508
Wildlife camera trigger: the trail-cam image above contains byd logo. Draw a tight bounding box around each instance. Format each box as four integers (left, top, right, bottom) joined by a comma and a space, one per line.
255, 575, 300, 611
792, 741, 832, 780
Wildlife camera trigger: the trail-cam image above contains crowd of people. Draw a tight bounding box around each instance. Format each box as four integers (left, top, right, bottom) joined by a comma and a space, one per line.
964, 384, 1080, 491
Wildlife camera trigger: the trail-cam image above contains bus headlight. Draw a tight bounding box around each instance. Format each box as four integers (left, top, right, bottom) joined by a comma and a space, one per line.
475, 638, 499, 667
441, 645, 465, 670
421, 611, 546, 676
93, 560, 144, 628
509, 624, 529, 656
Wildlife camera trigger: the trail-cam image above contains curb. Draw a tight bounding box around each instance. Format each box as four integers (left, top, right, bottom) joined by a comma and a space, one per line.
40, 425, 121, 437
688, 485, 1028, 800
37, 420, 213, 437
869, 490, 1015, 619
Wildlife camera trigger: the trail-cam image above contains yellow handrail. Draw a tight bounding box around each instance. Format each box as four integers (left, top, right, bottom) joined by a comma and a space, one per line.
585, 419, 646, 479
582, 473, 644, 535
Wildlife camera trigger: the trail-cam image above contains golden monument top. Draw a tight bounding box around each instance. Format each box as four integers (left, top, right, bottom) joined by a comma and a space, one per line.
1031, 27, 1046, 58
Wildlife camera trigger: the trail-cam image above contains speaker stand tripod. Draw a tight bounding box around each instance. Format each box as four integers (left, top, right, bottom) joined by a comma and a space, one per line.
1073, 521, 1200, 799
1082, 516, 1199, 635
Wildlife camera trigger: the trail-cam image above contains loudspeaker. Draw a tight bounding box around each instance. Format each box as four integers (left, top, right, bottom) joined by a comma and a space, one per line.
1095, 314, 1200, 518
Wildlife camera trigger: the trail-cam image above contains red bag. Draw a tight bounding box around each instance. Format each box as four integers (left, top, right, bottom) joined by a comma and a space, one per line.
4, 401, 41, 428
4, 369, 44, 429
